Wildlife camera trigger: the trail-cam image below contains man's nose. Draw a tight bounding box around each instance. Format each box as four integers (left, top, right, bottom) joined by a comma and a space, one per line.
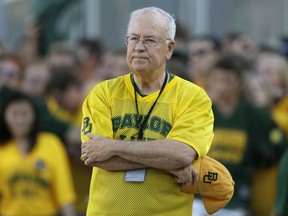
135, 40, 146, 49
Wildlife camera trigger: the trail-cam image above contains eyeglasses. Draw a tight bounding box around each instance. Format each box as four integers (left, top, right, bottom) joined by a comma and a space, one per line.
125, 36, 170, 47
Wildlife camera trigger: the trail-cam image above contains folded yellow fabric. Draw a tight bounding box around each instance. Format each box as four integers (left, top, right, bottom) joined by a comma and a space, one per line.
181, 156, 235, 214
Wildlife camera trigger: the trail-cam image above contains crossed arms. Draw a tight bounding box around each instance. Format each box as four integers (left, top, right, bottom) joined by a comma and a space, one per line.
81, 133, 198, 185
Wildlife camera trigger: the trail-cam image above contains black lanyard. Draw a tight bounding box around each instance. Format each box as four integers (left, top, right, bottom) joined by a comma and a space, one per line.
133, 71, 168, 139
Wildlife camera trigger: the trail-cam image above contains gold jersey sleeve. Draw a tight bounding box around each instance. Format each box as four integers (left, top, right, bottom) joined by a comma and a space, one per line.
81, 74, 214, 216
0, 132, 76, 216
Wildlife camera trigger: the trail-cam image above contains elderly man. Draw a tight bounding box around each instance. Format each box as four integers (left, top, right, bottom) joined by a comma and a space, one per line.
81, 7, 214, 216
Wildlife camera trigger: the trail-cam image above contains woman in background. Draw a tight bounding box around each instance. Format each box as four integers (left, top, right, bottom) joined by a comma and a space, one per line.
0, 91, 76, 216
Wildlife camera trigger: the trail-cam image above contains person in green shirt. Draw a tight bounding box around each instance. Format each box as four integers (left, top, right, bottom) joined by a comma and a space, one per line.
193, 53, 287, 216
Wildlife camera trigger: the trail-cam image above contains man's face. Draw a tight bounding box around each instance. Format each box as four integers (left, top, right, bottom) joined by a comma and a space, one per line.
207, 68, 241, 101
188, 40, 219, 74
52, 85, 82, 112
125, 13, 174, 75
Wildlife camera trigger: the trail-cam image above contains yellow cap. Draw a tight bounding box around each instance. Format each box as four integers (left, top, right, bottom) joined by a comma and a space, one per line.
181, 156, 235, 214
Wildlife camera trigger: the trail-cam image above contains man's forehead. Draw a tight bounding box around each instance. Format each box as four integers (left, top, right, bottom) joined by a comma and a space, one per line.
128, 16, 167, 36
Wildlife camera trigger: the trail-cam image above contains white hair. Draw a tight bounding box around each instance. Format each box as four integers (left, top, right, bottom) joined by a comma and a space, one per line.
127, 7, 176, 40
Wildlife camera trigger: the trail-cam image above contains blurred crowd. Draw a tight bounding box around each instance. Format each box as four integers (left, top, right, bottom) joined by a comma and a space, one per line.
0, 17, 288, 216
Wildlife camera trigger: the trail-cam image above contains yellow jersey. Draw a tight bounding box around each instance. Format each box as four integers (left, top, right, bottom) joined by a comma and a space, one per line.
81, 73, 214, 216
0, 132, 76, 216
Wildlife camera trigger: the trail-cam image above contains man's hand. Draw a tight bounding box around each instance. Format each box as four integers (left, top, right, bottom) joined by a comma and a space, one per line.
81, 134, 114, 165
168, 164, 198, 186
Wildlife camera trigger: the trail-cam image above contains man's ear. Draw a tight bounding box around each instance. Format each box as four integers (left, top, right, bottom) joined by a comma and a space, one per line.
166, 40, 175, 60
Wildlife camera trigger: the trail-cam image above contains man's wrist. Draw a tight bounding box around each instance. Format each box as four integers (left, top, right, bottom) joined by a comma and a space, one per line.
109, 139, 121, 157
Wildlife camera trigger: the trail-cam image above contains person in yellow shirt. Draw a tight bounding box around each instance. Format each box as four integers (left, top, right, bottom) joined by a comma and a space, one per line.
46, 67, 92, 215
0, 91, 76, 216
80, 7, 214, 216
46, 67, 83, 126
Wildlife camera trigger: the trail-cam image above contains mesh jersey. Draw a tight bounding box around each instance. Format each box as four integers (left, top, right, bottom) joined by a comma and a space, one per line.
0, 132, 76, 216
81, 73, 214, 216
